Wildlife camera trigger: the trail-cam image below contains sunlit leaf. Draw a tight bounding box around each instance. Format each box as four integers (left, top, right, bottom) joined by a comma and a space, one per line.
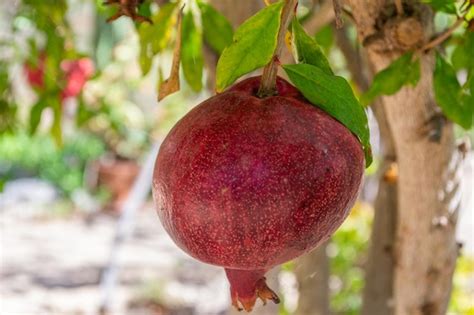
433, 53, 472, 129
216, 1, 284, 92
283, 63, 372, 166
422, 0, 457, 14
291, 19, 333, 74
452, 32, 474, 71
314, 24, 334, 53
181, 10, 203, 92
29, 97, 48, 134
198, 1, 233, 55
138, 2, 177, 75
51, 99, 62, 146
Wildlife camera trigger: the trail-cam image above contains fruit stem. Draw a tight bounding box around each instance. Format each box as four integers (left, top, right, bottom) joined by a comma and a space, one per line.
225, 268, 280, 312
257, 0, 298, 98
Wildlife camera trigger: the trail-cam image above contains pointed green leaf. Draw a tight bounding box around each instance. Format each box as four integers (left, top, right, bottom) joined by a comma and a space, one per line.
422, 0, 457, 14
181, 10, 204, 92
314, 24, 334, 54
361, 53, 420, 105
29, 97, 48, 134
198, 2, 233, 55
139, 47, 153, 75
451, 32, 474, 71
434, 53, 472, 129
138, 2, 177, 75
283, 63, 372, 166
216, 1, 284, 92
292, 19, 333, 75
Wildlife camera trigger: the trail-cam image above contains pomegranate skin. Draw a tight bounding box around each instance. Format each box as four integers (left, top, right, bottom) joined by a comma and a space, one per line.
152, 76, 364, 310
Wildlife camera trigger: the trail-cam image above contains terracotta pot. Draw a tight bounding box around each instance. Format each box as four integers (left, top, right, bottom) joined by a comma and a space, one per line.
95, 158, 140, 212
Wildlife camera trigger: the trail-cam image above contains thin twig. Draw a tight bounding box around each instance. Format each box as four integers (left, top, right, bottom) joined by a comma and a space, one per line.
333, 0, 343, 28
257, 0, 298, 98
395, 0, 404, 16
420, 17, 464, 52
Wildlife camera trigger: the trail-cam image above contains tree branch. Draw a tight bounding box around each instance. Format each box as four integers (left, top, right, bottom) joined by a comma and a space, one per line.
420, 17, 464, 52
333, 0, 344, 28
333, 23, 369, 91
395, 0, 404, 16
257, 0, 298, 98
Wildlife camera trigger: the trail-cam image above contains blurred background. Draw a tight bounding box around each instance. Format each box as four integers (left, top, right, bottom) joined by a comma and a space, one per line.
0, 0, 473, 314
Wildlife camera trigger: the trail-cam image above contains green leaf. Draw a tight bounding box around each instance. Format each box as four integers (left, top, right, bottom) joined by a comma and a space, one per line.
29, 97, 48, 134
51, 99, 62, 146
314, 24, 334, 53
451, 32, 474, 71
216, 1, 284, 92
433, 53, 472, 129
283, 63, 372, 166
181, 10, 204, 92
291, 19, 333, 75
361, 53, 420, 105
198, 2, 233, 55
139, 47, 153, 75
422, 0, 457, 14
138, 2, 177, 74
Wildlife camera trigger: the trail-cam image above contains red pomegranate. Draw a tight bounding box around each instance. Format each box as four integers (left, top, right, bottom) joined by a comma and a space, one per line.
60, 58, 94, 100
152, 76, 364, 311
24, 54, 94, 101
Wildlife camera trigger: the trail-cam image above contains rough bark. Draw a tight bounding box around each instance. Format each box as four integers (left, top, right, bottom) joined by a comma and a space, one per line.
361, 100, 399, 315
294, 242, 330, 315
346, 1, 460, 314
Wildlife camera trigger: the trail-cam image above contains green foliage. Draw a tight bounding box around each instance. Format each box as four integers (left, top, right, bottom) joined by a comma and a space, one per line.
216, 1, 284, 91
291, 19, 333, 75
361, 53, 421, 106
198, 1, 234, 55
0, 66, 16, 134
283, 64, 372, 166
452, 32, 474, 71
422, 0, 457, 14
0, 133, 105, 195
314, 24, 334, 54
449, 255, 474, 314
433, 53, 473, 129
138, 2, 178, 75
181, 10, 204, 92
10, 0, 78, 142
330, 203, 372, 315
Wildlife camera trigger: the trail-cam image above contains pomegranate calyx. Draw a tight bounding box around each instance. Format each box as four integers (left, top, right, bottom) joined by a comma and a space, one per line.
225, 269, 280, 312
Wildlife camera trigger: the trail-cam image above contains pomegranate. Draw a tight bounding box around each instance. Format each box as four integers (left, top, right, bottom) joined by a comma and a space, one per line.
152, 76, 364, 311
24, 54, 94, 101
60, 58, 94, 100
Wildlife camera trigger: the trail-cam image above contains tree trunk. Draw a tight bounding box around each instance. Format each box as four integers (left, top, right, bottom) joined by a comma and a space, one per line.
346, 1, 461, 314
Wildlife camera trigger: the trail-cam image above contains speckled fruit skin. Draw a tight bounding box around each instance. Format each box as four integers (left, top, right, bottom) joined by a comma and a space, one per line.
152, 76, 364, 311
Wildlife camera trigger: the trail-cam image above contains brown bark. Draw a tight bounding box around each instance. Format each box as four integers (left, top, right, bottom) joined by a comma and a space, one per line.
294, 242, 330, 315
361, 100, 399, 315
346, 1, 460, 314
